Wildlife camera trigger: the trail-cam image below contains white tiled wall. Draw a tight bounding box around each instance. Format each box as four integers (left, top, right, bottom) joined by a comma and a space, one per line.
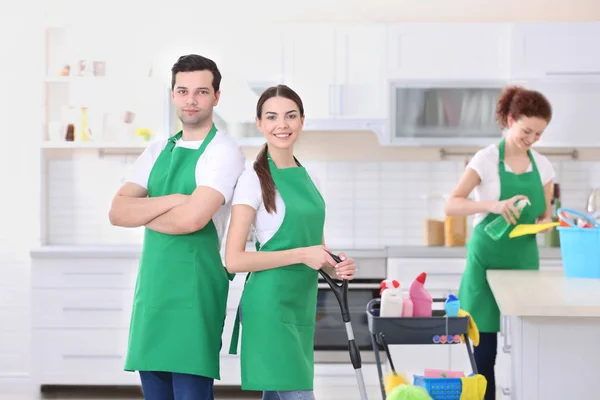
46, 155, 599, 248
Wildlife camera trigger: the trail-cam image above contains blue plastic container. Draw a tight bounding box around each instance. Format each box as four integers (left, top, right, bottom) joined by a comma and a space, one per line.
413, 375, 462, 400
557, 208, 600, 279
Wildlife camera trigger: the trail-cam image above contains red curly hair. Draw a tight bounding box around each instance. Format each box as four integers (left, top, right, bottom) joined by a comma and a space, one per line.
495, 85, 552, 129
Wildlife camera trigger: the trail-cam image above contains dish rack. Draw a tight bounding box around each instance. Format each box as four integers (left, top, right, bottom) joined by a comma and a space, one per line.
366, 298, 478, 400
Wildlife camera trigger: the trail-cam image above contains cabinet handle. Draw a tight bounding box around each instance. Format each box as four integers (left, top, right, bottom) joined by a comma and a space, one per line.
63, 271, 124, 276
501, 387, 511, 396
63, 307, 123, 312
502, 316, 511, 353
63, 354, 122, 359
328, 85, 337, 116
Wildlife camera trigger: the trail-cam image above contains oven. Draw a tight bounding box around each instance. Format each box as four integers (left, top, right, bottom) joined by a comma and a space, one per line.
314, 256, 387, 363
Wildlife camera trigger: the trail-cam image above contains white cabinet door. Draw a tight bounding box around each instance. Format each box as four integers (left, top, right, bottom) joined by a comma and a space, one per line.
386, 23, 511, 80
286, 24, 338, 120
523, 77, 600, 147
335, 24, 388, 119
231, 25, 287, 87
511, 22, 600, 79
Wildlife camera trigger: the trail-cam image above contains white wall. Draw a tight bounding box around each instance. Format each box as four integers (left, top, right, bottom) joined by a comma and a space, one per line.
0, 11, 44, 389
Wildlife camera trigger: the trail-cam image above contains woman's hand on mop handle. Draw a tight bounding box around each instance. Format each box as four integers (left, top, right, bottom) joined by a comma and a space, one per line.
334, 252, 356, 281
298, 245, 338, 271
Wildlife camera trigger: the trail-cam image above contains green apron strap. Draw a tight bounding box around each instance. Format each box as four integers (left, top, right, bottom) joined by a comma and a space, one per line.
229, 306, 242, 355
229, 272, 252, 355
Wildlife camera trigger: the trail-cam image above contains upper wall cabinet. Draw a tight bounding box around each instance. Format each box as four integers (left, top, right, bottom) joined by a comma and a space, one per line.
510, 22, 600, 79
386, 23, 511, 81
285, 24, 388, 121
516, 76, 600, 147
334, 24, 388, 120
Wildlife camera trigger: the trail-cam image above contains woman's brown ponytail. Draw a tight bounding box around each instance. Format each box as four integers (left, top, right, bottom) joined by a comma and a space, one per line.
254, 143, 277, 213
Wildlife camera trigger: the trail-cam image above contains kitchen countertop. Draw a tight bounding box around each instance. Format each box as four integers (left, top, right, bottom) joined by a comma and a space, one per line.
488, 269, 600, 317
28, 244, 389, 259
29, 244, 562, 260
386, 245, 562, 259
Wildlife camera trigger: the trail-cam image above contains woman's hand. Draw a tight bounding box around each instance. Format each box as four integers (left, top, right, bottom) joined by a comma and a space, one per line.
333, 252, 356, 281
536, 216, 555, 234
489, 195, 529, 224
300, 245, 337, 271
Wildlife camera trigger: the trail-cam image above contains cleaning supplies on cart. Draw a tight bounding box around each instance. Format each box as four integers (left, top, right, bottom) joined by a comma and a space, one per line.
402, 296, 414, 317
457, 309, 480, 346
387, 384, 433, 400
380, 279, 404, 317
484, 198, 531, 240
444, 294, 460, 317
409, 273, 433, 317
459, 374, 487, 400
424, 369, 464, 378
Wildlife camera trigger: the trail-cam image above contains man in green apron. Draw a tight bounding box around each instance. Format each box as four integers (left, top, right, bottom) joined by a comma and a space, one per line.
446, 85, 554, 400
109, 54, 245, 399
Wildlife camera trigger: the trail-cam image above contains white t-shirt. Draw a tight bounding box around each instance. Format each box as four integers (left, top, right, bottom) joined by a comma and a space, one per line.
467, 144, 555, 227
126, 130, 246, 247
232, 165, 323, 248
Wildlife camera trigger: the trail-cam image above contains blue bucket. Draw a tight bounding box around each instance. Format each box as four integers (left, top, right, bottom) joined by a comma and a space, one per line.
557, 208, 600, 279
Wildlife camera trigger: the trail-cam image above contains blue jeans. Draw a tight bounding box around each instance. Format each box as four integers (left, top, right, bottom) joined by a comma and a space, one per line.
262, 390, 315, 400
139, 371, 214, 400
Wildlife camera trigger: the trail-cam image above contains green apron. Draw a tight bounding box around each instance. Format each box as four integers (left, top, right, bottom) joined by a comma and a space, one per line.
458, 138, 546, 333
228, 154, 326, 391
124, 124, 233, 380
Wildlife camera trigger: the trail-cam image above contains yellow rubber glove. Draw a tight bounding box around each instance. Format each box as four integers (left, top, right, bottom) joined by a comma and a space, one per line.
459, 374, 487, 400
457, 309, 480, 347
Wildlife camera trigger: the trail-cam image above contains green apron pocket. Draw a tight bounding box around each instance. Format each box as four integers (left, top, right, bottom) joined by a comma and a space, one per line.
148, 251, 196, 309
279, 268, 317, 326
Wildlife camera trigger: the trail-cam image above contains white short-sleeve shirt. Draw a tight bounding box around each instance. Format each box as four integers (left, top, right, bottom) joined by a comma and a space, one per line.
467, 144, 556, 227
126, 130, 246, 246
232, 165, 323, 248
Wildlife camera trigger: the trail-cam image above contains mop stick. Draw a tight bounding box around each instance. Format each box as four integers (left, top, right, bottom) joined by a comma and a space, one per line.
319, 252, 369, 400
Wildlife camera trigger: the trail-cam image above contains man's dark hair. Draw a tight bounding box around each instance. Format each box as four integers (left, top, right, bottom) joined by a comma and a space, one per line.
171, 54, 222, 93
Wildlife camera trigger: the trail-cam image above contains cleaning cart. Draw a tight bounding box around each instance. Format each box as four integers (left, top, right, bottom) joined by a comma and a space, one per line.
366, 298, 478, 400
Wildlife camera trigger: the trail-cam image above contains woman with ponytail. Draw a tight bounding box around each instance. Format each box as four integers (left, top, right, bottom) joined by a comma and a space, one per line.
444, 85, 556, 399
224, 85, 356, 400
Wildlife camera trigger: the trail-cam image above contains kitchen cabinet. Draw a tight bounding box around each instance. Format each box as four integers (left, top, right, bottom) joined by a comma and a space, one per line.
510, 22, 600, 79
285, 24, 339, 120
516, 77, 600, 147
386, 23, 511, 81
29, 252, 247, 388
334, 24, 388, 120
286, 24, 389, 121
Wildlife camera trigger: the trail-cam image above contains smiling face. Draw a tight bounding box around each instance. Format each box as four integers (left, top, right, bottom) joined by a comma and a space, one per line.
171, 70, 220, 129
506, 115, 549, 150
256, 96, 304, 150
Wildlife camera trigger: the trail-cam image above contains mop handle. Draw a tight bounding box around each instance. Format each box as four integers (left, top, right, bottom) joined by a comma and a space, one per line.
319, 253, 368, 400
318, 253, 350, 322
318, 253, 362, 369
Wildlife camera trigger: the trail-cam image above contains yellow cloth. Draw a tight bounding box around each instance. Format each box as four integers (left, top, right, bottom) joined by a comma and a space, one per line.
459, 374, 487, 400
457, 308, 480, 347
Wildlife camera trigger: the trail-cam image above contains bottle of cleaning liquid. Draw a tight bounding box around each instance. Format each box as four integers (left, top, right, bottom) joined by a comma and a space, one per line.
444, 294, 460, 317
484, 198, 531, 241
380, 279, 404, 317
401, 295, 414, 317
409, 273, 433, 317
